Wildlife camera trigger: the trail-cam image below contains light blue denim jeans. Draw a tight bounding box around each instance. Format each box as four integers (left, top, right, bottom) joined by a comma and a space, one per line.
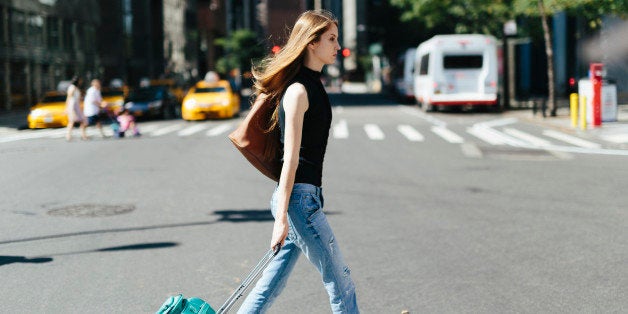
238, 183, 359, 313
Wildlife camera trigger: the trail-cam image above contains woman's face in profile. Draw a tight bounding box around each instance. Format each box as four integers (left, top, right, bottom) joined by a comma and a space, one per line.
310, 24, 341, 66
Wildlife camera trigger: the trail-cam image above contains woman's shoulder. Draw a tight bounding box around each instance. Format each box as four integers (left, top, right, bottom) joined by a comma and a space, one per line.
285, 82, 307, 97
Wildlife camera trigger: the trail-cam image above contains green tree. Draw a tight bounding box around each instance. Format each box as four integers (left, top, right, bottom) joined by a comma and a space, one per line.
215, 30, 266, 75
391, 0, 513, 35
513, 0, 627, 116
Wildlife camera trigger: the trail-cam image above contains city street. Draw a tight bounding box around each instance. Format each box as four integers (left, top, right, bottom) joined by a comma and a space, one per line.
1, 94, 627, 313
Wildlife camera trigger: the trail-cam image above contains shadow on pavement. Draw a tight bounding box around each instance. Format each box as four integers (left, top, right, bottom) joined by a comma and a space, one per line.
0, 221, 218, 245
0, 255, 53, 266
213, 209, 274, 222
0, 242, 179, 267
53, 241, 179, 257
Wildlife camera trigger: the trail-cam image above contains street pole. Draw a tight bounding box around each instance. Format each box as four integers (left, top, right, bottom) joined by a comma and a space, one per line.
538, 0, 556, 116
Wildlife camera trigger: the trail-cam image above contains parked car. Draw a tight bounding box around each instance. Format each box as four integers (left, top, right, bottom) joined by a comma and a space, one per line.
149, 78, 185, 105
101, 87, 125, 114
182, 80, 240, 120
123, 86, 177, 119
27, 91, 71, 128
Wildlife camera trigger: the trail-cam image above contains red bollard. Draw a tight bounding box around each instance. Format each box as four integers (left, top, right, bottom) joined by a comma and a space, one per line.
589, 63, 603, 127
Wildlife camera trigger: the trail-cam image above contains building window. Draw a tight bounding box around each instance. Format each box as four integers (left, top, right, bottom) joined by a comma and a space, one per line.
0, 6, 5, 45
28, 14, 44, 46
10, 9, 26, 45
47, 16, 60, 49
63, 20, 73, 50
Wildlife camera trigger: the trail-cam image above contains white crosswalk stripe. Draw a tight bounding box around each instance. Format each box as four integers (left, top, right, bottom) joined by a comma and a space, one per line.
333, 119, 349, 139
206, 123, 232, 137
543, 130, 601, 149
150, 124, 184, 137
431, 126, 464, 144
467, 125, 528, 146
0, 129, 65, 142
3, 119, 625, 158
364, 124, 385, 140
178, 124, 209, 136
397, 125, 424, 142
503, 128, 552, 147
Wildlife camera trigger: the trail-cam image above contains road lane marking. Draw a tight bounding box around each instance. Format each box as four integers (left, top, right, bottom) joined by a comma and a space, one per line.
333, 119, 349, 139
543, 130, 601, 149
206, 123, 232, 136
178, 124, 209, 136
397, 125, 424, 142
467, 118, 526, 146
364, 124, 385, 140
150, 124, 184, 136
600, 133, 628, 144
0, 129, 66, 142
397, 105, 447, 127
431, 126, 464, 144
503, 128, 552, 147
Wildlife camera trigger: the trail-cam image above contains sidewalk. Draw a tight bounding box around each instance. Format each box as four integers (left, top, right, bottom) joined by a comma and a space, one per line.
511, 103, 628, 148
0, 109, 29, 131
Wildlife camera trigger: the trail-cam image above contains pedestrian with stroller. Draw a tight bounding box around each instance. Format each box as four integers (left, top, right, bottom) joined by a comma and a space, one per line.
65, 76, 87, 141
115, 108, 140, 138
83, 79, 107, 138
237, 10, 359, 313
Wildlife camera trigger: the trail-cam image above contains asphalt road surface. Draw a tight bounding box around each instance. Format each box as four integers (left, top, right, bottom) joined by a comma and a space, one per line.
1, 93, 626, 313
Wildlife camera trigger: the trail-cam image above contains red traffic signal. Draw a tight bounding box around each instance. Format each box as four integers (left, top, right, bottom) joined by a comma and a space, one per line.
271, 45, 281, 54
341, 48, 351, 57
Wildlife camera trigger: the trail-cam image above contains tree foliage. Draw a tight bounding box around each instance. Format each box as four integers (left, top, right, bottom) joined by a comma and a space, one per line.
513, 0, 628, 29
390, 0, 513, 35
214, 30, 266, 75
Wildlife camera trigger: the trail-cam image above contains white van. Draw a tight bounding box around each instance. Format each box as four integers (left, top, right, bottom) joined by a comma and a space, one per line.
393, 48, 416, 101
413, 34, 499, 111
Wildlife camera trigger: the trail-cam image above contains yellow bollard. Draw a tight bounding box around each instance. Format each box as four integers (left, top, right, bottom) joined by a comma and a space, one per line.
570, 93, 578, 127
579, 95, 587, 130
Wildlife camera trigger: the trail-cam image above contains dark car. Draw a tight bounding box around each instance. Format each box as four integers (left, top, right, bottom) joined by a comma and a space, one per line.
123, 86, 178, 119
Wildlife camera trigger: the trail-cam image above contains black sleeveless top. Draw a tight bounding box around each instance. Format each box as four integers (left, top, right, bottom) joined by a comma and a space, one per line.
279, 66, 332, 187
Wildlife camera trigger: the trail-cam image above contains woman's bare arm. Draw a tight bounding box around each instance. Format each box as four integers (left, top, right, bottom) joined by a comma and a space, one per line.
270, 83, 308, 250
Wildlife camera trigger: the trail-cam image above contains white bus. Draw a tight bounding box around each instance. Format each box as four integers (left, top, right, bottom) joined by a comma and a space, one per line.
413, 34, 499, 111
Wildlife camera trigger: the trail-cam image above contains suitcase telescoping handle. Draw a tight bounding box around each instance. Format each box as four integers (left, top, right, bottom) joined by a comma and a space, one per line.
216, 246, 281, 314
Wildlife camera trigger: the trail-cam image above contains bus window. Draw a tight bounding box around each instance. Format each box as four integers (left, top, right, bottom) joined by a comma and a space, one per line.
419, 54, 429, 75
443, 55, 483, 69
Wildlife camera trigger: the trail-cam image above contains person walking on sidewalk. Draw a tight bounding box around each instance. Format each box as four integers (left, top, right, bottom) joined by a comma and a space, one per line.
83, 79, 107, 138
238, 10, 359, 313
65, 76, 87, 141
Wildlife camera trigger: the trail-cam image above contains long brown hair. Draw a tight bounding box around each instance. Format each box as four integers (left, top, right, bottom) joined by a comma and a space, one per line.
252, 10, 338, 131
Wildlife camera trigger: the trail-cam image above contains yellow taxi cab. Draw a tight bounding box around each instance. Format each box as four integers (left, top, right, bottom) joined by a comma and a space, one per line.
27, 91, 70, 128
182, 80, 240, 120
101, 87, 126, 114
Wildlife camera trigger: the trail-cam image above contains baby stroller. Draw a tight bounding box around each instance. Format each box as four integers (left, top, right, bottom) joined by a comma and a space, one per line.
110, 107, 141, 138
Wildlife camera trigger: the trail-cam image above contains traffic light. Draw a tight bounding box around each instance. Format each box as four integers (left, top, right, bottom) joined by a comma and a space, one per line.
342, 48, 351, 58
271, 45, 281, 54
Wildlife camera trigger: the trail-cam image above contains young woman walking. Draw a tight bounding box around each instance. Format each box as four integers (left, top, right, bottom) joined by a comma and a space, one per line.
238, 10, 359, 314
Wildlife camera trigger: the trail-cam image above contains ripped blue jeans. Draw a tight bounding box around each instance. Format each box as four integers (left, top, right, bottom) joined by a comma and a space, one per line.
238, 183, 359, 313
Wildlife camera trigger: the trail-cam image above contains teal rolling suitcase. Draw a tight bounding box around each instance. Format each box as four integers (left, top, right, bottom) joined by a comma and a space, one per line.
156, 248, 278, 314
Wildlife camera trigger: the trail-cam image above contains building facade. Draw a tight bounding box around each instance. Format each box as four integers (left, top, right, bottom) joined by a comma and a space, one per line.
0, 0, 100, 111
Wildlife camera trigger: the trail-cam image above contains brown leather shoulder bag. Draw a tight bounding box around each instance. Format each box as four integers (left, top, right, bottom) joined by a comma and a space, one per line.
228, 94, 281, 181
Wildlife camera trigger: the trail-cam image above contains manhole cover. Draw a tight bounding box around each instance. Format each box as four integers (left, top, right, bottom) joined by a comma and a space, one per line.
47, 204, 135, 217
